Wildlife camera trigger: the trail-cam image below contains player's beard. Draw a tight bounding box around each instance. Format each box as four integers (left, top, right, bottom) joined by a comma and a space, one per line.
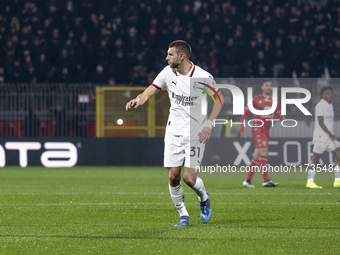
264, 89, 272, 96
169, 58, 181, 69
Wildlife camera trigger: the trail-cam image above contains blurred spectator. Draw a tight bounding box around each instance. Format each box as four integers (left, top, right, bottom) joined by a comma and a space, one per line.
58, 67, 72, 84
329, 39, 340, 77
7, 59, 23, 83
95, 39, 110, 67
299, 61, 311, 77
0, 0, 339, 85
0, 66, 5, 84
112, 50, 128, 84
256, 66, 269, 78
74, 63, 88, 83
219, 38, 239, 77
76, 33, 93, 74
49, 28, 63, 64
35, 53, 51, 82
23, 64, 38, 84
92, 65, 108, 85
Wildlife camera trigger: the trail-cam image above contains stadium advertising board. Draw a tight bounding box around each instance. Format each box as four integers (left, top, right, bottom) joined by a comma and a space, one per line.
0, 141, 78, 167
0, 138, 334, 168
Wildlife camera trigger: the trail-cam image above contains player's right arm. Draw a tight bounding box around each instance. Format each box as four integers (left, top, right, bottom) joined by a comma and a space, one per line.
126, 67, 167, 110
317, 116, 336, 141
125, 85, 159, 110
240, 105, 250, 138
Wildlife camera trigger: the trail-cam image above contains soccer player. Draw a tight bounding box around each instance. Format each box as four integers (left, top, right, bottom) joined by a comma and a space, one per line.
126, 40, 224, 227
240, 81, 283, 188
306, 86, 340, 189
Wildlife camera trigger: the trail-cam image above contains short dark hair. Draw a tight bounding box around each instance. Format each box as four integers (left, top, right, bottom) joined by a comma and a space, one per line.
320, 86, 333, 97
261, 79, 273, 86
168, 40, 191, 58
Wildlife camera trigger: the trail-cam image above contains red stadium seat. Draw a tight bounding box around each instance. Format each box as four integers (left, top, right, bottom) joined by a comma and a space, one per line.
87, 120, 95, 137
0, 121, 6, 136
11, 120, 23, 136
38, 121, 56, 137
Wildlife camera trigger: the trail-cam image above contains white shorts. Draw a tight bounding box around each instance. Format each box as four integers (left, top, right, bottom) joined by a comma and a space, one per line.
313, 140, 340, 154
164, 132, 205, 168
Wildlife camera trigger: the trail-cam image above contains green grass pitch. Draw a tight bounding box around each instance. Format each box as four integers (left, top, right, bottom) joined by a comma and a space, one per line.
0, 166, 339, 254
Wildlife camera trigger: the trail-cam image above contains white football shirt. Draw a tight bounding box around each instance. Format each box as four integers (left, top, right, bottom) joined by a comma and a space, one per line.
313, 99, 334, 142
152, 62, 217, 138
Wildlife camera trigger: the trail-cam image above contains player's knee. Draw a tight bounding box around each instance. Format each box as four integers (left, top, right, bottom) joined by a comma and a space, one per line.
182, 175, 195, 187
169, 173, 181, 186
259, 150, 268, 157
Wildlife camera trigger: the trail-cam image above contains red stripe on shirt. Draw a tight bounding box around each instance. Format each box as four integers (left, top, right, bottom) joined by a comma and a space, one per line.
152, 83, 161, 90
189, 65, 195, 77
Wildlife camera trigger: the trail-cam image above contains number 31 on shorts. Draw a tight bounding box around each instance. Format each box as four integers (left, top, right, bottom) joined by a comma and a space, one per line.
190, 146, 201, 158
189, 142, 205, 167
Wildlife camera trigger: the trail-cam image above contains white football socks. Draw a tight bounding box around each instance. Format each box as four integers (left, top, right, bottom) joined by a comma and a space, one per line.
192, 177, 208, 202
169, 183, 189, 217
307, 169, 316, 183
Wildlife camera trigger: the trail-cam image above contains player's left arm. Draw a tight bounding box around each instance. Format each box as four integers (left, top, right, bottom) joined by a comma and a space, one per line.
274, 99, 285, 121
199, 90, 224, 144
318, 116, 336, 141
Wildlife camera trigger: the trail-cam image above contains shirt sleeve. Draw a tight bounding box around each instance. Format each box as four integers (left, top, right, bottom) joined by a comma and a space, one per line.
205, 76, 223, 106
315, 103, 323, 117
152, 68, 168, 90
210, 76, 219, 93
204, 73, 218, 93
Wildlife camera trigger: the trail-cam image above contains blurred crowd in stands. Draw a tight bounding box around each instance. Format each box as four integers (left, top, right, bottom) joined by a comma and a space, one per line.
0, 0, 340, 86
